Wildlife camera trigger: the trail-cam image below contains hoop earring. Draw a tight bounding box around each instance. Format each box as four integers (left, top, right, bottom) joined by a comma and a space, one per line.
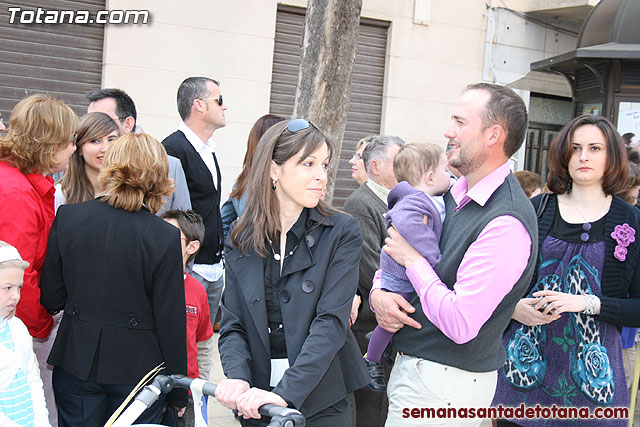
272, 179, 278, 190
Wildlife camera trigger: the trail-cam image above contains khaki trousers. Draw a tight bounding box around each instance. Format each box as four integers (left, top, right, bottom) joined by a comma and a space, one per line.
385, 354, 497, 427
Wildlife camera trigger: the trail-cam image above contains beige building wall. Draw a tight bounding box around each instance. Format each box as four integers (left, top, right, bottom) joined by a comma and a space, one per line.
362, 0, 486, 144
102, 0, 487, 199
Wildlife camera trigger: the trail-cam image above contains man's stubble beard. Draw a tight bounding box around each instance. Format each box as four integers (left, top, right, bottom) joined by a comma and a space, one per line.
448, 143, 487, 177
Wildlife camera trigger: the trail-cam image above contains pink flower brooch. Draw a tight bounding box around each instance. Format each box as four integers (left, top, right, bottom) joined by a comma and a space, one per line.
611, 223, 635, 261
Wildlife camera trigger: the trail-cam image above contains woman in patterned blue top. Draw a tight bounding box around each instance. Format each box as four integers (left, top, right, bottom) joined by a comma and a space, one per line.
0, 241, 50, 426
493, 115, 640, 426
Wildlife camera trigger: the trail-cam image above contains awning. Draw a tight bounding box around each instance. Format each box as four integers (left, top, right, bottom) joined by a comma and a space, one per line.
507, 71, 572, 97
531, 42, 640, 72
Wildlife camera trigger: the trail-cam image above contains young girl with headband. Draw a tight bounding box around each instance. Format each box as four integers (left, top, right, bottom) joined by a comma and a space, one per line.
0, 241, 50, 426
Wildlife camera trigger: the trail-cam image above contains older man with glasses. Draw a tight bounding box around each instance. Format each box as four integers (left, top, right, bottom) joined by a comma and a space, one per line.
343, 134, 405, 427
349, 135, 375, 186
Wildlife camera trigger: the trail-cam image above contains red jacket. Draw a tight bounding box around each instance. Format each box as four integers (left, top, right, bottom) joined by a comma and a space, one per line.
0, 161, 55, 338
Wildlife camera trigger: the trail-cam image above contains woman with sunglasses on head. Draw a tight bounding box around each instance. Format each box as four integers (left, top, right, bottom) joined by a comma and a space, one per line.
55, 112, 120, 210
215, 119, 369, 426
0, 95, 77, 427
220, 114, 285, 241
493, 115, 640, 426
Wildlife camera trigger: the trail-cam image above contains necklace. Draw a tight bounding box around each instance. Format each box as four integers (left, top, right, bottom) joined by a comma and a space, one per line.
268, 323, 283, 334
571, 194, 609, 242
268, 239, 299, 261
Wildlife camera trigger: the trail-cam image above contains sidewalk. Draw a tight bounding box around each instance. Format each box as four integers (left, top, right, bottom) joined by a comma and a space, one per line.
207, 333, 240, 426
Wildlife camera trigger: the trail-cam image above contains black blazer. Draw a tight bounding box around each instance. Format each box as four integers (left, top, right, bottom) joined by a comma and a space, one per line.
162, 130, 223, 264
40, 199, 187, 405
219, 208, 369, 418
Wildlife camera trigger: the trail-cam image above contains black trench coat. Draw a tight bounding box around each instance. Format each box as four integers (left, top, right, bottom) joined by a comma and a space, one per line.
219, 207, 369, 418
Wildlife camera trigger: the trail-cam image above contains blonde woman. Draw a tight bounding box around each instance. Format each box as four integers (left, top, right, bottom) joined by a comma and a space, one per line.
0, 94, 77, 426
41, 133, 187, 425
0, 95, 77, 338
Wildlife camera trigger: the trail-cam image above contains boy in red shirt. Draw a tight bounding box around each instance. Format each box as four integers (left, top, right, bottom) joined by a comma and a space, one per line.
162, 210, 214, 426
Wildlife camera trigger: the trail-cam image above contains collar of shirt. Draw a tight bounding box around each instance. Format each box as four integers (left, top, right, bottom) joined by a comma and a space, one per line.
26, 172, 55, 198
289, 208, 309, 242
426, 194, 446, 223
366, 179, 390, 204
450, 161, 511, 211
178, 121, 216, 153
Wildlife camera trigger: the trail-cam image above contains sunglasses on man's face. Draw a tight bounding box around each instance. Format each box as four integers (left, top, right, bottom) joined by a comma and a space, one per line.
199, 94, 223, 106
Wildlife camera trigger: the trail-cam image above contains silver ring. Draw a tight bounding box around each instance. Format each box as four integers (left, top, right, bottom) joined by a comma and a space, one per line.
394, 324, 399, 329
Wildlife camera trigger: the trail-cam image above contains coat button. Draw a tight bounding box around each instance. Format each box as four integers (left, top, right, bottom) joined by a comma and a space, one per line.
129, 317, 139, 327
305, 234, 315, 248
279, 290, 290, 303
72, 308, 78, 317
302, 280, 315, 293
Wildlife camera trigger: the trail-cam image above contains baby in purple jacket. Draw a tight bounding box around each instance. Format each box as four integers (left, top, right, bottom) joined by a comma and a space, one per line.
365, 142, 451, 392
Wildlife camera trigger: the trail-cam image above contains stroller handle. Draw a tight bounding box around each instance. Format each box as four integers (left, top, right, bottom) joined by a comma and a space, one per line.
109, 374, 305, 427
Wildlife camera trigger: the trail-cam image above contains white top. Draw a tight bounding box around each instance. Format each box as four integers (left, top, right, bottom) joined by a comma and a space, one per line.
0, 317, 50, 427
177, 121, 223, 282
427, 194, 446, 223
54, 183, 67, 213
178, 121, 217, 190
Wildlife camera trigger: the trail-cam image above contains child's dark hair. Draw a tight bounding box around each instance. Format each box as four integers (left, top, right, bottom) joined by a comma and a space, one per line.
161, 209, 205, 265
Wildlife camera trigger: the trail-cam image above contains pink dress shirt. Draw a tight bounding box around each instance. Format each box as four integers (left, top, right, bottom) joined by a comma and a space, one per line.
373, 162, 532, 344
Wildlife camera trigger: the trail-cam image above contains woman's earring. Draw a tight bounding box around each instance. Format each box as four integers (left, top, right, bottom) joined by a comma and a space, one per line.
272, 179, 278, 190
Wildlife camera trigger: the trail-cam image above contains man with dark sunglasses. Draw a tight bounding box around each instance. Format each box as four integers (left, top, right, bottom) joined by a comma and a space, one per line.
162, 77, 228, 334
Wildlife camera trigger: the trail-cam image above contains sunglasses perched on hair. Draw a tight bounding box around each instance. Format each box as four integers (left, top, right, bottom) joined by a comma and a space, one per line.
282, 118, 312, 134
198, 95, 223, 106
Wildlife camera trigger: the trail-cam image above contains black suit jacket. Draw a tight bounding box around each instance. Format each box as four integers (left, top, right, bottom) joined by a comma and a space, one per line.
162, 130, 223, 264
40, 199, 187, 405
219, 208, 369, 418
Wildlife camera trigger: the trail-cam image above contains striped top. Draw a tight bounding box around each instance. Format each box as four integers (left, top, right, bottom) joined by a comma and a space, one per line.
0, 318, 35, 426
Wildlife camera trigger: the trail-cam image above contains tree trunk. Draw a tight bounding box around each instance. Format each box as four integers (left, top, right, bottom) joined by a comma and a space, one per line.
293, 0, 362, 206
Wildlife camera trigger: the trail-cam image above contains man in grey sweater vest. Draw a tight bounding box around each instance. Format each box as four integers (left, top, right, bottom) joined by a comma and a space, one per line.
371, 83, 538, 426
